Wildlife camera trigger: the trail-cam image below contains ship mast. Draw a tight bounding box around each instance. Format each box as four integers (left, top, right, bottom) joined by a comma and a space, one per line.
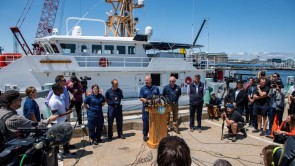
105, 0, 144, 37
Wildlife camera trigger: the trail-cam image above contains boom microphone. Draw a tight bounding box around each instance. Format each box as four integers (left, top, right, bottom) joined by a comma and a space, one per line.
25, 123, 73, 156
36, 122, 73, 149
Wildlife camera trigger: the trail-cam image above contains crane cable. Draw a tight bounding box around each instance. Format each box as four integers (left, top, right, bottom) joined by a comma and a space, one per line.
16, 0, 34, 28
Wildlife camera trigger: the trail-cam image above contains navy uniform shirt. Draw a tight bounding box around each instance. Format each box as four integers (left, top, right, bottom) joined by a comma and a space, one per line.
84, 94, 105, 116
105, 88, 124, 106
23, 97, 41, 122
139, 85, 160, 109
162, 84, 181, 103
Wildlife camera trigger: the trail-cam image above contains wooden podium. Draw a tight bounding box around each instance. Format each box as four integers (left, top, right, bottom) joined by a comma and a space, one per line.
146, 104, 172, 149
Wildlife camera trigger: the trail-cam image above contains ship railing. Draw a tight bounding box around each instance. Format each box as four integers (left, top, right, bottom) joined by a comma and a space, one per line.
73, 55, 200, 68
0, 54, 22, 68
74, 55, 151, 67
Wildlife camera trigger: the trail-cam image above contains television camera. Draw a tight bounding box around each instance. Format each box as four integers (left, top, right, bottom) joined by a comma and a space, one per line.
0, 122, 73, 166
80, 76, 91, 92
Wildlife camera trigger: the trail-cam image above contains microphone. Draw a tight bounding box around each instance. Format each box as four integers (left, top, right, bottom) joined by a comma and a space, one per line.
26, 123, 73, 156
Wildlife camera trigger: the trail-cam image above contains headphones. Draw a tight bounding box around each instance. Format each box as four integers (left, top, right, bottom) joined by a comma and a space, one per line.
272, 147, 282, 166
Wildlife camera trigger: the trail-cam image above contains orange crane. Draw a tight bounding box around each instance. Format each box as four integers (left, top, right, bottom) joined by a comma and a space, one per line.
10, 0, 60, 55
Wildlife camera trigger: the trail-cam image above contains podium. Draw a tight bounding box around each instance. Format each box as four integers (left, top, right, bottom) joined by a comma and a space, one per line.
146, 104, 172, 149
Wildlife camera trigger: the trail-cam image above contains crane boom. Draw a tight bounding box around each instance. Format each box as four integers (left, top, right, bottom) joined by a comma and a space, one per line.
192, 19, 207, 46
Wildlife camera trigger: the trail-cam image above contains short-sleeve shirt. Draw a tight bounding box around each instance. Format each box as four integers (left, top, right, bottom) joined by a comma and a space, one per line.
228, 110, 244, 123
48, 94, 67, 123
84, 94, 105, 115
254, 85, 270, 106
23, 97, 41, 122
139, 85, 160, 109
288, 85, 295, 95
105, 88, 123, 106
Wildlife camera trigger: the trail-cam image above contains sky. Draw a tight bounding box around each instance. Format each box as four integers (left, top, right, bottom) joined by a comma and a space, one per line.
0, 0, 295, 60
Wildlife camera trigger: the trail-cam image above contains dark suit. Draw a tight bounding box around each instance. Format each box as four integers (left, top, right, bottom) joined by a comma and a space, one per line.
234, 88, 247, 115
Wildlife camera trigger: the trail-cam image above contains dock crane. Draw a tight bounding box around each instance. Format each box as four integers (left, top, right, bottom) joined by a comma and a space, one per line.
10, 0, 60, 55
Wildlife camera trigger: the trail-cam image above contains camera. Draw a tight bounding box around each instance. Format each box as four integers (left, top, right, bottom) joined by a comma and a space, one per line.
0, 126, 58, 166
271, 84, 277, 88
80, 76, 91, 92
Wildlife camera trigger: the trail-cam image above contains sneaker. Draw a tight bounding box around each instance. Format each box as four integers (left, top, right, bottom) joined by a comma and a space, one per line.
232, 136, 237, 142
252, 129, 260, 133
97, 138, 104, 143
174, 128, 180, 134
190, 128, 194, 132
62, 152, 76, 158
260, 131, 266, 136
57, 152, 63, 161
143, 136, 148, 142
240, 128, 247, 137
197, 128, 202, 133
91, 139, 98, 145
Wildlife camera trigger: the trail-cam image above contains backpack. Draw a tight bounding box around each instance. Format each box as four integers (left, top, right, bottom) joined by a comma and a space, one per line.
0, 111, 15, 141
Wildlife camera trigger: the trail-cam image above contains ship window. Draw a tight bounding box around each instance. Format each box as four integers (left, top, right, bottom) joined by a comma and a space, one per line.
170, 73, 179, 79
92, 45, 102, 54
43, 44, 51, 53
151, 73, 161, 86
60, 43, 76, 53
116, 46, 126, 54
105, 45, 114, 54
128, 46, 135, 54
50, 44, 60, 53
81, 45, 87, 53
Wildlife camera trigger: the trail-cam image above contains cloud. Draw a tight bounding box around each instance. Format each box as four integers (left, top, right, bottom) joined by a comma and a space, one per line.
228, 52, 295, 61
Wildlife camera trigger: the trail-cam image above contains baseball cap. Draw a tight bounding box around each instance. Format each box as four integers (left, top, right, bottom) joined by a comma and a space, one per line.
1, 90, 25, 103
227, 103, 234, 108
236, 79, 243, 84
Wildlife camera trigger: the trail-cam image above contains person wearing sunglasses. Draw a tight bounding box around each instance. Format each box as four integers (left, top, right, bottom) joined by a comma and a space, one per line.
162, 76, 181, 134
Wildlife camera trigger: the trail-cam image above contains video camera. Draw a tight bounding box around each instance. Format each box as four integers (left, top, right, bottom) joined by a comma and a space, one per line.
0, 123, 73, 166
80, 76, 91, 92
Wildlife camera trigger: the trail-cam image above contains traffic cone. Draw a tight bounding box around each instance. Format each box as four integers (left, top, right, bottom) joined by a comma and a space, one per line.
270, 114, 279, 138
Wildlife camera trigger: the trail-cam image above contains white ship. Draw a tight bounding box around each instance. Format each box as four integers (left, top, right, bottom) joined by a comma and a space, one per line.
0, 0, 212, 98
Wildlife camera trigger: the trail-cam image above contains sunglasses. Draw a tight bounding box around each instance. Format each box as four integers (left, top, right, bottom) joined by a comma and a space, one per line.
170, 80, 175, 82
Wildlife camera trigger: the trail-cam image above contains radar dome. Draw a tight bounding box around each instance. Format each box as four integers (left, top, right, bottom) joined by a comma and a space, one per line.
145, 26, 153, 37
72, 26, 82, 36
138, 0, 144, 6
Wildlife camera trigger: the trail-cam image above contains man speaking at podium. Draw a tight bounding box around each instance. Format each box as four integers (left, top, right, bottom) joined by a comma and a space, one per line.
163, 76, 181, 134
139, 75, 160, 142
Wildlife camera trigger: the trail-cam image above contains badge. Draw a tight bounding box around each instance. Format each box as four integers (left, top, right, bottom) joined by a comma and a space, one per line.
158, 106, 166, 114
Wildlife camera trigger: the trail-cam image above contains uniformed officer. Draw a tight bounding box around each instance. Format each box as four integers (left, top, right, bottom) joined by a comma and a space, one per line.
105, 79, 125, 142
83, 84, 105, 145
139, 75, 160, 142
162, 76, 181, 134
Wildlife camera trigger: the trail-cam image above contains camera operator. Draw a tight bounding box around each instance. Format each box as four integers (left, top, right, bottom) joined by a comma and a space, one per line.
221, 103, 247, 142
0, 90, 58, 141
67, 75, 84, 126
267, 81, 285, 137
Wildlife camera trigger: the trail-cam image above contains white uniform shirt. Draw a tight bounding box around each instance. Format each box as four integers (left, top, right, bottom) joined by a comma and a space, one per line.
48, 93, 67, 123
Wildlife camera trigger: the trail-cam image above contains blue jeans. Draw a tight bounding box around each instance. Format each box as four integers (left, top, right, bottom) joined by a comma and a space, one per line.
189, 104, 203, 129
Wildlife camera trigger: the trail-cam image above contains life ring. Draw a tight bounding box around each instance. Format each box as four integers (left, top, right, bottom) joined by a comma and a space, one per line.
99, 57, 110, 67
185, 76, 192, 84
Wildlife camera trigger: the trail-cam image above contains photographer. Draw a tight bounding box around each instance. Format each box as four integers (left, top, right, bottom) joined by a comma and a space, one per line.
67, 75, 84, 126
221, 103, 246, 142
0, 90, 58, 140
267, 81, 285, 137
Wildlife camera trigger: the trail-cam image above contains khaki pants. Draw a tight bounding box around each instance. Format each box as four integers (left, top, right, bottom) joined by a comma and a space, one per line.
167, 103, 179, 129
207, 106, 219, 118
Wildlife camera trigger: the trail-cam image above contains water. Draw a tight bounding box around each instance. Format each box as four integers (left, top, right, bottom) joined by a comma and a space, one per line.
235, 69, 294, 86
